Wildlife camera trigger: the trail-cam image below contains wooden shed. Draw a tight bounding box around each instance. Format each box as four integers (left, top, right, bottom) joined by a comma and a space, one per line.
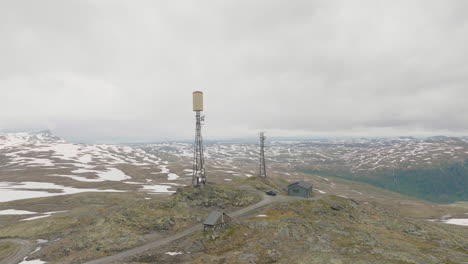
203, 211, 232, 231
287, 181, 313, 198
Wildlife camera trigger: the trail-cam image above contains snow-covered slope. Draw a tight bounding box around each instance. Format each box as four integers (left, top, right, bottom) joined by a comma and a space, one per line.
1, 131, 467, 203
0, 132, 183, 202
144, 137, 468, 172
0, 131, 161, 169
144, 137, 468, 203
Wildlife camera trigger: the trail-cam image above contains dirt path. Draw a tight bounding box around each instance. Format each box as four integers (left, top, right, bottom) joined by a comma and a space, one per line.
0, 239, 35, 264
83, 194, 320, 264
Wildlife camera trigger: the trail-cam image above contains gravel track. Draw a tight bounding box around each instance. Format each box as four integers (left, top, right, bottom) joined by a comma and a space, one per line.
0, 238, 35, 264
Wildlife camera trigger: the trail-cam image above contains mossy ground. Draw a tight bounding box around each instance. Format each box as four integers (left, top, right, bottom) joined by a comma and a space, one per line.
133, 195, 468, 264
0, 241, 17, 261
0, 183, 260, 263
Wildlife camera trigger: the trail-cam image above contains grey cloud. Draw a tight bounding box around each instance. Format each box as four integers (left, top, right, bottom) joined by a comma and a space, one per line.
1, 0, 467, 142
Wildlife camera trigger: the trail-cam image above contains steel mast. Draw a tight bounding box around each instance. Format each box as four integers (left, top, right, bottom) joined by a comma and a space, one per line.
259, 132, 267, 178
192, 91, 206, 187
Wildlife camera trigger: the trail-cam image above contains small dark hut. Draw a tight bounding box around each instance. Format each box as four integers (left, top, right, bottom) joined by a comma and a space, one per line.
203, 211, 232, 231
287, 181, 313, 198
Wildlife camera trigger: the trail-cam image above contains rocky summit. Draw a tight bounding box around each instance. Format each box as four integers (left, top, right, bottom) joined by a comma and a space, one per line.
133, 195, 468, 264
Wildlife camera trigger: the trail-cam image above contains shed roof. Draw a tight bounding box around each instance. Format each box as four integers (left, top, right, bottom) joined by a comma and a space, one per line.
288, 181, 312, 189
203, 211, 223, 226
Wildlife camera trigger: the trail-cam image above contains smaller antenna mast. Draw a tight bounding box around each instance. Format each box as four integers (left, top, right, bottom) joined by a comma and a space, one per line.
259, 132, 267, 178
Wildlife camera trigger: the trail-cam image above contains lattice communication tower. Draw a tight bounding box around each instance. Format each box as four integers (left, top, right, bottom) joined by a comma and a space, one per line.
192, 91, 206, 187
259, 132, 267, 178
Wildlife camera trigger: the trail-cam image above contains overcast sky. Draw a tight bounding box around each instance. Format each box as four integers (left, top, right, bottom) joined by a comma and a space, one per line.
1, 0, 468, 143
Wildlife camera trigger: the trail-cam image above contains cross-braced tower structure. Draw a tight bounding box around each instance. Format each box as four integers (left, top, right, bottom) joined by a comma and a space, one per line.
192, 91, 206, 187
259, 132, 267, 178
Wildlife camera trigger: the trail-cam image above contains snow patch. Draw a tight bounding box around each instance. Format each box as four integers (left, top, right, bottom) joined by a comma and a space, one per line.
165, 251, 183, 256
168, 173, 179, 180
19, 259, 46, 264
141, 184, 175, 193
31, 246, 41, 254
20, 211, 68, 221
70, 168, 131, 181
98, 168, 131, 181
0, 209, 37, 215
442, 218, 468, 226
52, 174, 103, 183
159, 165, 170, 174
0, 181, 125, 202
124, 181, 144, 185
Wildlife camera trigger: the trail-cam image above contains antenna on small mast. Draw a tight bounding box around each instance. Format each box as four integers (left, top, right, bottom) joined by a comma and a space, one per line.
259, 132, 267, 178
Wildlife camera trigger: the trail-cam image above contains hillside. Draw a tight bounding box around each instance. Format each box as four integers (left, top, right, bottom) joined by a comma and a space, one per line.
0, 184, 260, 263
129, 195, 468, 264
302, 159, 468, 203
2, 131, 467, 203
144, 137, 468, 202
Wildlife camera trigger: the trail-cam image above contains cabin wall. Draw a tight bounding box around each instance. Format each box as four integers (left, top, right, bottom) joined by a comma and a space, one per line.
288, 186, 310, 197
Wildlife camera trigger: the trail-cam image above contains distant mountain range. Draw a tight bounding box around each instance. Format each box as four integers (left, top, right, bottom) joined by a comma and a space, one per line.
145, 136, 468, 203
2, 131, 467, 203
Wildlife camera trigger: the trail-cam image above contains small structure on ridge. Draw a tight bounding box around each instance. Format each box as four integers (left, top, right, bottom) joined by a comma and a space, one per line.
287, 181, 313, 198
203, 211, 232, 231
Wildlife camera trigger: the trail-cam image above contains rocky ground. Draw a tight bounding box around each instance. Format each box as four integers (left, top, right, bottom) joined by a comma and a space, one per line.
0, 184, 260, 263
129, 195, 468, 264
